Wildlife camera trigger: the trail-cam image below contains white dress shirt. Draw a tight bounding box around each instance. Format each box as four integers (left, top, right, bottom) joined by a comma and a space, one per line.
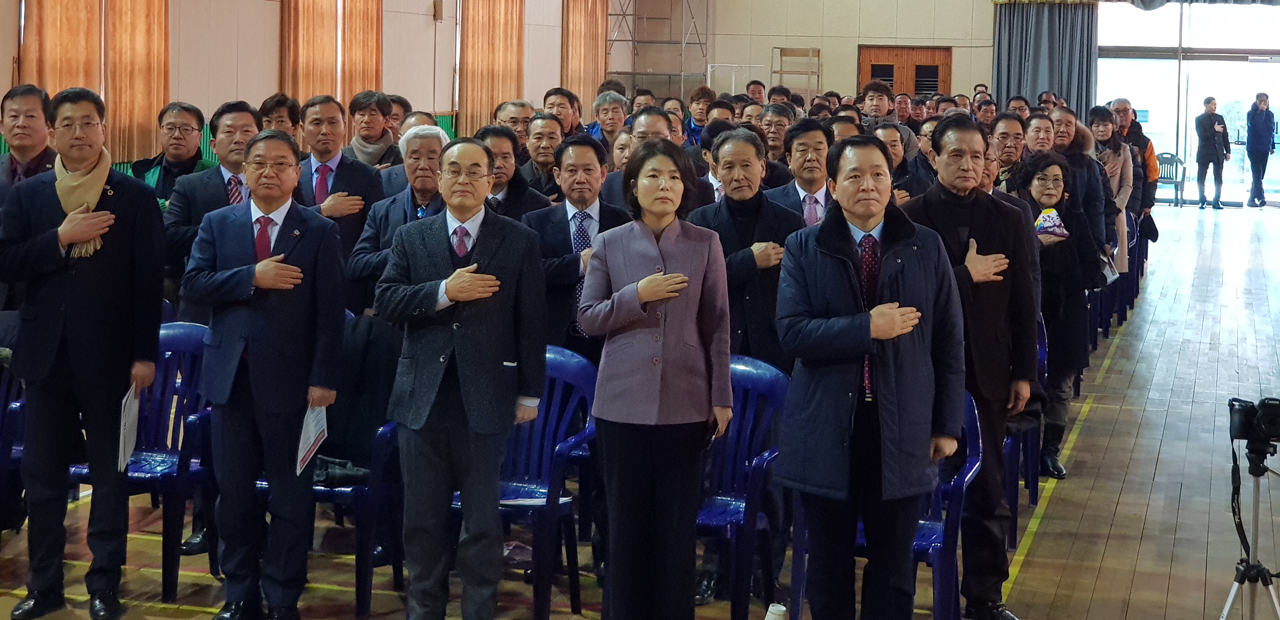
848, 219, 885, 257
221, 165, 248, 200
706, 172, 723, 197
490, 186, 509, 203
250, 199, 291, 249
796, 181, 828, 206
309, 152, 342, 194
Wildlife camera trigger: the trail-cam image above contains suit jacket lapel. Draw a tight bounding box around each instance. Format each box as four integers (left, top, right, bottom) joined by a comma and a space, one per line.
270, 201, 308, 257
547, 205, 572, 255
332, 158, 355, 194
205, 166, 231, 204
229, 202, 258, 265
298, 160, 316, 205
468, 208, 509, 271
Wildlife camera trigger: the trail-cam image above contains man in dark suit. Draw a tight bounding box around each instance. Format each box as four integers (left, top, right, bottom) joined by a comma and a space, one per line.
341, 91, 403, 168
0, 85, 57, 346
901, 116, 1035, 620
182, 130, 345, 620
765, 118, 833, 226
979, 137, 1041, 316
164, 101, 263, 323
0, 88, 163, 620
519, 134, 627, 581
350, 124, 449, 312
519, 113, 564, 200
0, 85, 57, 211
375, 138, 546, 620
293, 95, 385, 312
1196, 96, 1231, 209
600, 106, 715, 209
475, 124, 549, 220
130, 101, 217, 205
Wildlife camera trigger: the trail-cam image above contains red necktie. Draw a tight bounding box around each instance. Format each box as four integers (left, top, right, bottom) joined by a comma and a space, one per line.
314, 163, 332, 204
255, 216, 275, 261
859, 234, 880, 400
228, 176, 244, 205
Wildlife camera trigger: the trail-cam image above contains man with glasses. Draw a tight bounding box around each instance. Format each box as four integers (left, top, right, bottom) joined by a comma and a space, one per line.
1006, 96, 1031, 120
376, 137, 546, 620
760, 103, 795, 163
494, 100, 535, 166
131, 101, 216, 206
294, 95, 385, 312
183, 129, 344, 620
1, 87, 163, 620
350, 124, 450, 308
1111, 98, 1158, 215
902, 115, 1035, 620
992, 113, 1027, 192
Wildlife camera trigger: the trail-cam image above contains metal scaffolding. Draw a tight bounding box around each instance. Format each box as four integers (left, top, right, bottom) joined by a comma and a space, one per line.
606, 0, 708, 100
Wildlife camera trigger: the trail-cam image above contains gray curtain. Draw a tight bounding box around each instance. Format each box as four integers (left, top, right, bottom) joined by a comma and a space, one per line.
993, 3, 1099, 111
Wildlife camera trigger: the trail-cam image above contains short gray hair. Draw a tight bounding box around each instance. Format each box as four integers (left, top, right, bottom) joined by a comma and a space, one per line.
1110, 97, 1132, 108
593, 91, 628, 114
399, 124, 450, 156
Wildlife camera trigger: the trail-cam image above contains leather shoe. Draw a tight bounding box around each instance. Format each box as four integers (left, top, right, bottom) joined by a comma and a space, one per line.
180, 529, 209, 556
1041, 454, 1067, 479
88, 592, 124, 620
214, 602, 262, 620
10, 591, 64, 620
693, 570, 718, 606
266, 607, 299, 620
966, 600, 1021, 620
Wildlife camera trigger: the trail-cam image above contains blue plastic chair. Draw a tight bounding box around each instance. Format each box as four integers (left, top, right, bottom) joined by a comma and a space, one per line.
15, 322, 213, 602
789, 393, 983, 620
1004, 321, 1048, 549
161, 298, 175, 324
452, 345, 596, 620
697, 355, 788, 620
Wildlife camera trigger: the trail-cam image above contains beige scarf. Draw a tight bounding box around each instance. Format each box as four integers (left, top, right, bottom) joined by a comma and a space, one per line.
348, 130, 395, 166
53, 147, 112, 258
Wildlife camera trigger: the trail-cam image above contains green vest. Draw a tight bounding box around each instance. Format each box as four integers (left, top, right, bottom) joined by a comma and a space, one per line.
131, 158, 219, 211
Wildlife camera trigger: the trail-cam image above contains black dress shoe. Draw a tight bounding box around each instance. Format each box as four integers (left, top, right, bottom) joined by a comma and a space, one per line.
88, 592, 124, 620
966, 600, 1022, 620
180, 529, 209, 556
1041, 454, 1068, 480
214, 602, 262, 620
266, 608, 299, 620
10, 591, 64, 620
693, 571, 718, 606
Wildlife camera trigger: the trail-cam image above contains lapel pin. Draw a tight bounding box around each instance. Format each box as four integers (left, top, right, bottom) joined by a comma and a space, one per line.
292, 230, 300, 238
105, 185, 113, 196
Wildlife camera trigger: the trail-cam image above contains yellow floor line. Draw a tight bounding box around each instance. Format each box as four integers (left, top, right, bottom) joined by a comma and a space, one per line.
1002, 322, 1126, 599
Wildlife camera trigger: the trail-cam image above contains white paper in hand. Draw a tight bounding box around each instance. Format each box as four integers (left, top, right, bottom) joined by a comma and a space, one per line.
297, 406, 328, 476
119, 385, 140, 472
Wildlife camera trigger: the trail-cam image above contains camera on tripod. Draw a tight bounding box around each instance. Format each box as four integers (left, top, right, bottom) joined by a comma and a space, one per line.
1230, 398, 1280, 443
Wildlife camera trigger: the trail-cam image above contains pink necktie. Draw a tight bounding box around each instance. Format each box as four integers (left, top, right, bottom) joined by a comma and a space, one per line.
228, 176, 244, 205
803, 194, 821, 226
715, 185, 725, 202
452, 226, 470, 257
859, 234, 880, 400
315, 164, 332, 204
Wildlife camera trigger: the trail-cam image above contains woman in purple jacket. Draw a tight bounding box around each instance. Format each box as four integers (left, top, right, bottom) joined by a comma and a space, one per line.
578, 139, 732, 620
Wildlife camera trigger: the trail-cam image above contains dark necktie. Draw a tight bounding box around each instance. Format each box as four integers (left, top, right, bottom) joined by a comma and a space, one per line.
228, 176, 244, 204
255, 216, 275, 261
314, 163, 332, 204
859, 234, 880, 400
571, 210, 593, 336
452, 225, 470, 257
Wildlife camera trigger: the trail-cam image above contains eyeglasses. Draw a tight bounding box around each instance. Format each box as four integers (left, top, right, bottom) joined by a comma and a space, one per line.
441, 168, 492, 181
161, 124, 199, 136
55, 121, 102, 134
502, 119, 532, 129
1034, 176, 1064, 188
246, 161, 298, 174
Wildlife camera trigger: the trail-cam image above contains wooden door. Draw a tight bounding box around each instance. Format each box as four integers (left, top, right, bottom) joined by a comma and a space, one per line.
857, 47, 952, 96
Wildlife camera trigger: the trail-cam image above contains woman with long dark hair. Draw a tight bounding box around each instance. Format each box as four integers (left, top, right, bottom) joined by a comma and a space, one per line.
1089, 105, 1133, 272
577, 139, 732, 619
1018, 152, 1104, 479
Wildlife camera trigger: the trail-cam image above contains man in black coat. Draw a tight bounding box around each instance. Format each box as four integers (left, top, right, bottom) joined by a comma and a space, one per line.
0, 85, 57, 346
475, 124, 550, 221
350, 125, 449, 313
375, 138, 546, 620
164, 101, 263, 323
601, 107, 716, 209
518, 113, 564, 200
775, 135, 964, 620
901, 116, 1036, 620
129, 101, 215, 205
0, 88, 163, 620
764, 118, 833, 226
1195, 96, 1231, 209
292, 96, 385, 312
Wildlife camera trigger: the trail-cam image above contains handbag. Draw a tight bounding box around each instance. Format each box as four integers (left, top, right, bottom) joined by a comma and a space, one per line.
1138, 213, 1159, 242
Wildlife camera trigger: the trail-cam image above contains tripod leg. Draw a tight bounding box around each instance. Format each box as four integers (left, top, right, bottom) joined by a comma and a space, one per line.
1266, 582, 1280, 620
1223, 581, 1243, 620
1254, 581, 1260, 620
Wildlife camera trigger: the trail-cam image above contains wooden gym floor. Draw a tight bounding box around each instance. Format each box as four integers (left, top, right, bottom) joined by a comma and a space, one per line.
0, 204, 1277, 619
